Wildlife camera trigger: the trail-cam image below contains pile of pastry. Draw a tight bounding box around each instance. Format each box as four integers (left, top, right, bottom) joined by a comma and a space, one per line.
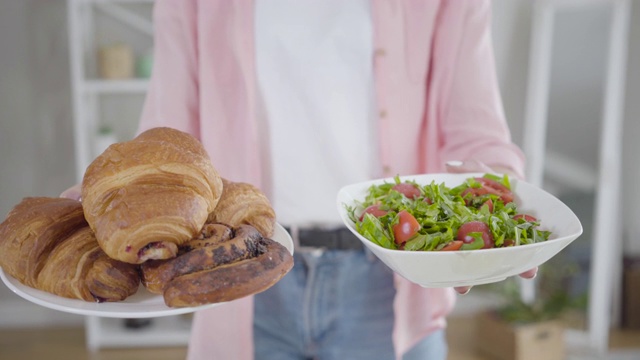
0, 127, 293, 308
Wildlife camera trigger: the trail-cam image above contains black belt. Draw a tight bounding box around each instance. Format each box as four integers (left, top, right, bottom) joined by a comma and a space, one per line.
285, 227, 364, 250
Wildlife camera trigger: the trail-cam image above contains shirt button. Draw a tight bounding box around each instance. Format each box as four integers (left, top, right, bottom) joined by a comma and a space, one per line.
383, 165, 392, 175
375, 48, 386, 57
379, 110, 387, 118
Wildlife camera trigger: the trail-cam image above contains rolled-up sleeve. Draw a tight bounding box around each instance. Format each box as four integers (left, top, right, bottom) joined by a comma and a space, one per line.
438, 0, 525, 178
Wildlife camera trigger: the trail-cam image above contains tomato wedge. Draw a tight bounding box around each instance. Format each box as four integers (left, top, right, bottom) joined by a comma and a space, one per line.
440, 240, 463, 251
392, 183, 421, 199
513, 214, 537, 222
392, 210, 421, 244
474, 177, 510, 192
503, 239, 515, 247
474, 177, 514, 204
461, 187, 490, 206
462, 187, 489, 198
456, 221, 494, 249
359, 204, 388, 221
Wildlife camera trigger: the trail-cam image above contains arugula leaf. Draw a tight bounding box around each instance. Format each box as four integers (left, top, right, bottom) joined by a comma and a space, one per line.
404, 234, 427, 251
357, 213, 396, 249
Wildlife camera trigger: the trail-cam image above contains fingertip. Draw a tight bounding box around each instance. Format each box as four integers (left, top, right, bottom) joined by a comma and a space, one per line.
455, 286, 471, 295
60, 184, 83, 202
445, 160, 494, 174
520, 268, 538, 279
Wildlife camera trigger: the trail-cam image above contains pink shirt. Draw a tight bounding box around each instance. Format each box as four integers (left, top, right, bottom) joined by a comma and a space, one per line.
138, 1, 525, 359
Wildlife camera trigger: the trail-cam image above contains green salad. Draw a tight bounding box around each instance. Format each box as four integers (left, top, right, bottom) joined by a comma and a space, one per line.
346, 174, 551, 251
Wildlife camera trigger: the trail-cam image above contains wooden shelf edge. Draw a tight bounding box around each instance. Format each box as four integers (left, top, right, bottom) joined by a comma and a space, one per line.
83, 79, 149, 93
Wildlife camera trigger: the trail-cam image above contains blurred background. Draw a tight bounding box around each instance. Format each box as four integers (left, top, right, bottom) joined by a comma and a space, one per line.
0, 0, 639, 359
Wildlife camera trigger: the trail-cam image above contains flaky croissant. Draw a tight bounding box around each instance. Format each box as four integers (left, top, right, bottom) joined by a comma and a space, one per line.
0, 197, 139, 302
81, 127, 224, 264
208, 179, 276, 238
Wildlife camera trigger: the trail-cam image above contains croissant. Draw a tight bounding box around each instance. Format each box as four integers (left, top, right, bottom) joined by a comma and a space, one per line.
81, 127, 224, 264
208, 179, 276, 237
0, 197, 139, 302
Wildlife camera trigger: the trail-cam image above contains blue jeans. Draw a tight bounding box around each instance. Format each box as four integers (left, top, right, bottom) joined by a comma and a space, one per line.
253, 248, 448, 360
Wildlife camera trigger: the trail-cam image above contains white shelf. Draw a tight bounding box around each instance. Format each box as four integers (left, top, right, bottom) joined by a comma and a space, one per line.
82, 0, 155, 3
85, 315, 192, 351
84, 79, 149, 93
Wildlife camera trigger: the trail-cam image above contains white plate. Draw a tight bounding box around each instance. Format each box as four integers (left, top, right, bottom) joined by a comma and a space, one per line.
337, 173, 584, 288
0, 223, 294, 318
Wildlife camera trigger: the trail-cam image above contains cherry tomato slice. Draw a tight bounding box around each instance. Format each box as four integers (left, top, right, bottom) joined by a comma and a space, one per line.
513, 214, 537, 222
503, 239, 516, 247
440, 240, 463, 251
392, 183, 421, 199
359, 204, 389, 221
462, 187, 489, 198
461, 187, 490, 206
474, 177, 514, 204
392, 210, 420, 244
456, 221, 494, 249
474, 177, 510, 193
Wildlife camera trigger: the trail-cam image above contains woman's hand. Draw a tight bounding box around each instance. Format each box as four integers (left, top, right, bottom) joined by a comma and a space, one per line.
60, 183, 82, 201
444, 160, 538, 295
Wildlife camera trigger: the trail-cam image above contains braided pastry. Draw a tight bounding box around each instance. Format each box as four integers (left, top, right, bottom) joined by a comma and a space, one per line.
140, 224, 293, 307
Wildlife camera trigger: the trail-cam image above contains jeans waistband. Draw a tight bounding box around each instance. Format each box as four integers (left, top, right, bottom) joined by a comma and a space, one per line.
285, 226, 364, 250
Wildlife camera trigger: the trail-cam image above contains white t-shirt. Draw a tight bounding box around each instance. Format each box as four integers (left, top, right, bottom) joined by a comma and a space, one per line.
255, 0, 376, 228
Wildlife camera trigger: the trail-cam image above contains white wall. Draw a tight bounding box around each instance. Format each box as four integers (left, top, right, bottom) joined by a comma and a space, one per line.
0, 0, 76, 212
0, 0, 80, 328
0, 1, 40, 220
621, 1, 640, 256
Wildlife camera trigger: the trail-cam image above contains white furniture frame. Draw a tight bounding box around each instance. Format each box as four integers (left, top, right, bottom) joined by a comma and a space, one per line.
67, 0, 152, 180
522, 0, 635, 358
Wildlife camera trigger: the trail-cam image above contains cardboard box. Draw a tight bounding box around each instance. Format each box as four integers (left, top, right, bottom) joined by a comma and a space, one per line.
476, 311, 565, 360
622, 261, 640, 329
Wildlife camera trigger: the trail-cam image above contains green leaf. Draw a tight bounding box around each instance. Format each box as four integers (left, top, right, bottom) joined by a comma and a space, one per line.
460, 232, 484, 250
404, 234, 427, 251
357, 213, 395, 249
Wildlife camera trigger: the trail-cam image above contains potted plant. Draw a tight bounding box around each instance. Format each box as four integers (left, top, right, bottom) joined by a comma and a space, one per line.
475, 255, 587, 360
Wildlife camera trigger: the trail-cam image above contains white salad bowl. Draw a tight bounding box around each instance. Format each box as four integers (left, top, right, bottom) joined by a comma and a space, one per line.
336, 173, 583, 288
